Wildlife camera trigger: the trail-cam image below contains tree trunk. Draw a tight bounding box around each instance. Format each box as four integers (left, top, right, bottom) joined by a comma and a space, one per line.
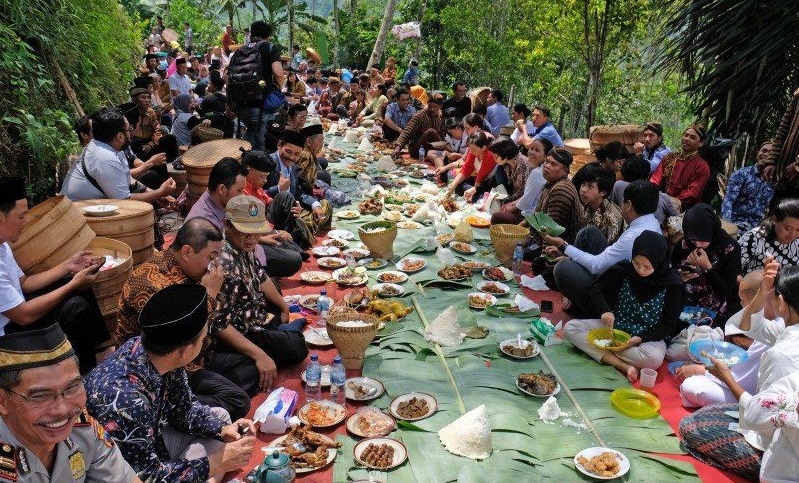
367, 0, 397, 69
350, 0, 356, 14
288, 0, 295, 54
413, 0, 427, 60
332, 0, 340, 68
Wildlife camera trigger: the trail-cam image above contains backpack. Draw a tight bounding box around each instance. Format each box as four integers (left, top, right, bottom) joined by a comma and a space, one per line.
227, 41, 267, 105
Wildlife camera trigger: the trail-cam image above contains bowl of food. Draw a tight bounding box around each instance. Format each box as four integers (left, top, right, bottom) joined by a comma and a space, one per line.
574, 447, 630, 480
468, 292, 497, 310
465, 215, 491, 229
376, 271, 408, 284
689, 340, 749, 367
476, 281, 510, 296
516, 371, 559, 397
345, 377, 385, 401
438, 264, 472, 281
587, 328, 632, 352
297, 400, 347, 428
353, 438, 408, 470
396, 257, 426, 273
389, 392, 437, 421
500, 339, 539, 359
372, 283, 404, 297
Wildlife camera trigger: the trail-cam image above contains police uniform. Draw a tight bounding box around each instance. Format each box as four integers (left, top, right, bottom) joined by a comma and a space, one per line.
0, 412, 136, 483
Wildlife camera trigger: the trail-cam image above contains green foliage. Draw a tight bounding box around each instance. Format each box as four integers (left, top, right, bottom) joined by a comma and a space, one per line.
167, 0, 222, 53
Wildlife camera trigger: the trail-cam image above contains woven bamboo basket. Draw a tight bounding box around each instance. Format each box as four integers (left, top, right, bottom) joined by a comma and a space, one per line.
11, 195, 96, 274
183, 138, 251, 198
194, 125, 224, 143
88, 237, 133, 319
468, 87, 491, 109
326, 313, 380, 369
589, 125, 645, 154
490, 223, 529, 266
74, 199, 154, 266
358, 221, 397, 260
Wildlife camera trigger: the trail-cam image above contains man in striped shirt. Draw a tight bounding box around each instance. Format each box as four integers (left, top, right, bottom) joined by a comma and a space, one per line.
392, 90, 446, 160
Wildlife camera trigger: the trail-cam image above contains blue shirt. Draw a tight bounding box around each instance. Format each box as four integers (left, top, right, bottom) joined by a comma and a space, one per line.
532, 122, 564, 148
402, 67, 419, 86
516, 166, 546, 216
168, 73, 192, 96
564, 213, 661, 275
486, 103, 511, 136
642, 144, 671, 174
721, 165, 774, 231
60, 140, 131, 201
85, 338, 226, 483
385, 102, 416, 130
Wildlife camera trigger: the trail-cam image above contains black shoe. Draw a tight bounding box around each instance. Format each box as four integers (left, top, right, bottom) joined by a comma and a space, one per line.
300, 250, 311, 261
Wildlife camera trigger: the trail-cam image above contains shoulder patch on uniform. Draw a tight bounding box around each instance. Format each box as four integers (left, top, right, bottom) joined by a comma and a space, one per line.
74, 409, 93, 427
0, 442, 17, 481
92, 419, 115, 448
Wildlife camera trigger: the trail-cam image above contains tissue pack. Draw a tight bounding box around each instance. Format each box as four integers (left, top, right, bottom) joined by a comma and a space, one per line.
529, 317, 563, 346
253, 387, 298, 434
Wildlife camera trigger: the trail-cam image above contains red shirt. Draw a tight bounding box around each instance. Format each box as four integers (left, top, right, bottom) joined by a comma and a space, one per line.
460, 150, 498, 186
243, 180, 272, 206
650, 152, 710, 210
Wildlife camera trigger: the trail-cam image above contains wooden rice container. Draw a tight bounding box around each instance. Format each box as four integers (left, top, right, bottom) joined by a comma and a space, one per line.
74, 199, 155, 266
87, 237, 133, 325
325, 313, 380, 369
183, 139, 251, 199
589, 125, 644, 153
490, 223, 529, 267
11, 195, 96, 275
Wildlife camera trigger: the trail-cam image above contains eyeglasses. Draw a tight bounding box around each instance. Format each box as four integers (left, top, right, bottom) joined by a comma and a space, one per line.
4, 380, 85, 407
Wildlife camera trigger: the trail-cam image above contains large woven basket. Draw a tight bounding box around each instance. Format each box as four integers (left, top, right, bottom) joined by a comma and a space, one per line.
194, 125, 224, 143
358, 221, 397, 260
326, 313, 380, 369
490, 223, 529, 266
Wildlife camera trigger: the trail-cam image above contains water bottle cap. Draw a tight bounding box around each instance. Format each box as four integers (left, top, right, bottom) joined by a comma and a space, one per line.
333, 355, 341, 363
320, 289, 327, 295
310, 353, 318, 361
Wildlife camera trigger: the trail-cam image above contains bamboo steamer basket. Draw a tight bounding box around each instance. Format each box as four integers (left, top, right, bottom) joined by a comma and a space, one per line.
589, 125, 644, 153
325, 313, 380, 369
11, 195, 96, 275
74, 199, 155, 266
168, 163, 188, 195
357, 221, 397, 260
182, 139, 251, 199
194, 125, 224, 143
490, 223, 529, 266
563, 138, 592, 156
468, 87, 491, 109
88, 237, 133, 323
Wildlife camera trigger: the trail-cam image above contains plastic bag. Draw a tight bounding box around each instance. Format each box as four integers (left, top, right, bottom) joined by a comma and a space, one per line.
453, 218, 473, 243
391, 21, 422, 40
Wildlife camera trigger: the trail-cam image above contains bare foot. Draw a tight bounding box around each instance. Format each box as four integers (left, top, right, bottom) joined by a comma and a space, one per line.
626, 366, 639, 383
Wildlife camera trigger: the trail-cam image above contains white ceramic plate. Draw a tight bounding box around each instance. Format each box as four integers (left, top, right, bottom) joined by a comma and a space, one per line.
516, 375, 560, 397
346, 410, 395, 438
344, 377, 385, 401
476, 281, 510, 296
499, 338, 540, 359
382, 211, 403, 222
297, 400, 347, 428
299, 271, 332, 284
450, 242, 477, 255
467, 292, 497, 310
266, 434, 336, 473
395, 257, 427, 274
482, 266, 514, 281
322, 238, 349, 248
388, 392, 437, 421
328, 229, 355, 240
304, 327, 334, 347
353, 437, 408, 470
376, 271, 408, 284
429, 141, 448, 149
312, 246, 341, 257
301, 365, 331, 386
81, 204, 118, 217
461, 261, 491, 272
299, 294, 335, 312
342, 248, 370, 260
396, 221, 423, 229
359, 257, 388, 270
574, 447, 630, 480
332, 267, 369, 286
372, 283, 405, 297
317, 257, 347, 269
337, 210, 360, 219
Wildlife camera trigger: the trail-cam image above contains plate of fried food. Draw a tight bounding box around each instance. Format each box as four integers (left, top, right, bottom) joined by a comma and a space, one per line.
397, 220, 423, 229
337, 210, 360, 220
353, 437, 408, 470
346, 408, 395, 438
574, 447, 630, 480
377, 271, 408, 284
516, 371, 560, 397
476, 281, 510, 296
461, 260, 491, 272
267, 425, 340, 472
438, 264, 472, 281
364, 299, 414, 322
435, 233, 455, 246
299, 270, 333, 284
440, 197, 458, 213
396, 257, 426, 273
482, 265, 513, 281
317, 257, 347, 269
500, 338, 540, 359
345, 377, 385, 401
332, 267, 369, 286
297, 401, 347, 428
322, 238, 349, 248
466, 215, 491, 228
467, 292, 497, 310
389, 392, 437, 421
450, 241, 477, 255
342, 248, 371, 260
372, 283, 404, 297
359, 198, 383, 215
382, 211, 403, 222
360, 257, 388, 270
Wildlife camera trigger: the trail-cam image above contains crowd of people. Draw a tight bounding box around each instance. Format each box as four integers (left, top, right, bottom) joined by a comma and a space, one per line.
0, 15, 798, 483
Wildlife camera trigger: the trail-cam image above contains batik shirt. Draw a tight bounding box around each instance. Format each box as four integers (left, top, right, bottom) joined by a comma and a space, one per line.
721, 165, 774, 231
738, 226, 799, 274
580, 198, 624, 244
211, 241, 272, 334
85, 338, 225, 483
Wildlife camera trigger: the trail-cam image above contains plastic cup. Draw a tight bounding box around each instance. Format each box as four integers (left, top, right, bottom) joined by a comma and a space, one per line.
640, 368, 658, 392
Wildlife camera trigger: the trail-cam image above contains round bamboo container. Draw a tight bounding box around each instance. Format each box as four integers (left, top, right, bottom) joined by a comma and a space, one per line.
10, 195, 96, 275
183, 139, 251, 201
87, 237, 133, 327
74, 199, 155, 266
563, 138, 592, 156
168, 163, 188, 196
468, 87, 491, 109
589, 125, 645, 153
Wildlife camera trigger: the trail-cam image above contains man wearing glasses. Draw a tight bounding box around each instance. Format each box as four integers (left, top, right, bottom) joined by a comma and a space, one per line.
0, 324, 140, 482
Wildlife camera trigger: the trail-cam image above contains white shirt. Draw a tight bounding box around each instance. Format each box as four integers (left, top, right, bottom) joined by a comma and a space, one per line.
563, 213, 661, 275
0, 243, 25, 334
510, 120, 535, 144
516, 166, 546, 216
740, 372, 799, 483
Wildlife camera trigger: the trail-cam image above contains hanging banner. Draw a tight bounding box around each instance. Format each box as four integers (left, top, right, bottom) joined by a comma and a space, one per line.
391, 21, 421, 40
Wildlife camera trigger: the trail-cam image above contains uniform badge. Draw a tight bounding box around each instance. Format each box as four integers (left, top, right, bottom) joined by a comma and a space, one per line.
0, 442, 16, 481
15, 448, 28, 476
68, 451, 85, 480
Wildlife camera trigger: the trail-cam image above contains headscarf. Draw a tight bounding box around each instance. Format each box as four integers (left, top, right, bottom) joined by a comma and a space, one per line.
173, 94, 193, 114
621, 231, 683, 300
682, 203, 725, 250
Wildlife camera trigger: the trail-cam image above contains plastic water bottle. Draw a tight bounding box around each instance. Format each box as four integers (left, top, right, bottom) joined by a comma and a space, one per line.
512, 243, 524, 277
329, 355, 346, 405
305, 353, 322, 402
317, 289, 330, 327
